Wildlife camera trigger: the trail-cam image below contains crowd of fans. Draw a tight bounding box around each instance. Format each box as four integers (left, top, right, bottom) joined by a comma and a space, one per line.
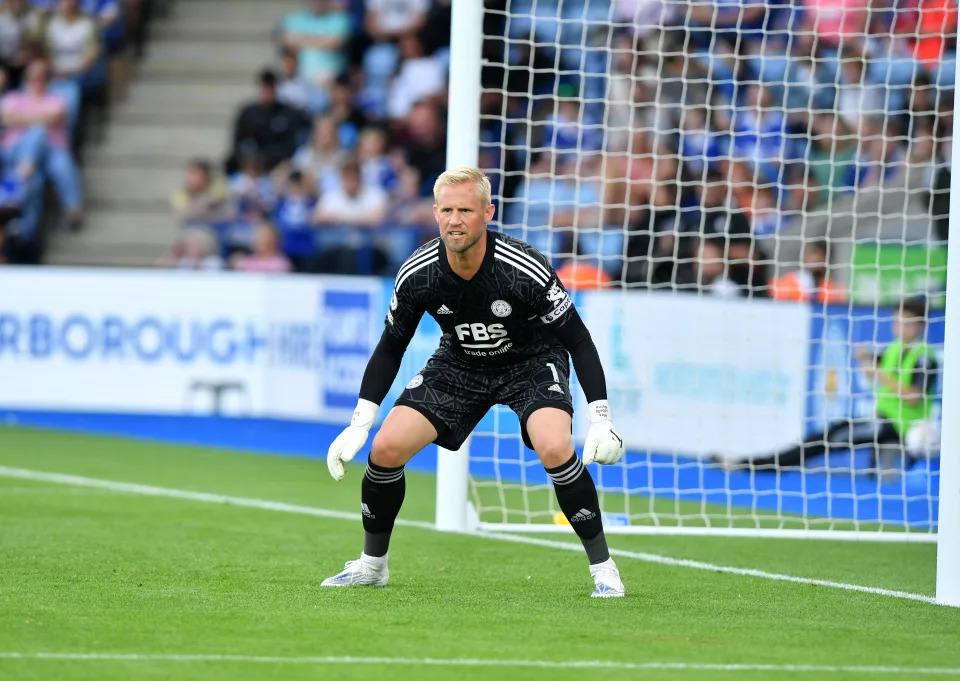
159, 0, 955, 301
0, 0, 160, 265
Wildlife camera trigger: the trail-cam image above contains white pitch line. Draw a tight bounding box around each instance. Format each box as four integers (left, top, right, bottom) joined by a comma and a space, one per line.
0, 652, 958, 675
0, 466, 939, 606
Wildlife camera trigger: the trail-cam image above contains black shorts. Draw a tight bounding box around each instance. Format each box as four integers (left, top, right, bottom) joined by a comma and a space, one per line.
395, 350, 574, 451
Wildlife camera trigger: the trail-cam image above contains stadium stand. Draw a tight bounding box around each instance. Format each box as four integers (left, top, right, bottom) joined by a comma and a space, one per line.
1, 0, 952, 292
0, 0, 165, 265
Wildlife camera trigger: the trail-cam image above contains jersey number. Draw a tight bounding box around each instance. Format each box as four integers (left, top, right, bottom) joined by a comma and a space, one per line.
546, 362, 560, 382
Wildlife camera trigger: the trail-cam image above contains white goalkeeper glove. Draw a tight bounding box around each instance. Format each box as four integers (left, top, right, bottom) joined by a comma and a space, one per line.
327, 399, 378, 482
582, 400, 624, 466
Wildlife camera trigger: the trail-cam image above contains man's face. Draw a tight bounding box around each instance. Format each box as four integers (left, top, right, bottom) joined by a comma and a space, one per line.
893, 309, 923, 343
434, 182, 494, 255
260, 83, 277, 106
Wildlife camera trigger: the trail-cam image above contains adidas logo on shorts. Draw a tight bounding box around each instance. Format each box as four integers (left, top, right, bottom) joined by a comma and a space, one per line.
437, 305, 453, 314
361, 503, 375, 519
570, 508, 596, 522
548, 383, 563, 393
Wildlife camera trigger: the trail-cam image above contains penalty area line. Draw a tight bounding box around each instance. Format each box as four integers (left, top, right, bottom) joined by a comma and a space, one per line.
0, 652, 958, 675
0, 465, 938, 606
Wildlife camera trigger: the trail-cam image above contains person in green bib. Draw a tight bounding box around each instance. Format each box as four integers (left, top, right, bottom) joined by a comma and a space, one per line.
721, 298, 939, 473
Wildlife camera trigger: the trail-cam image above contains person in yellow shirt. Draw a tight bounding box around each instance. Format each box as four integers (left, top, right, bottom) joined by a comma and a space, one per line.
718, 298, 938, 475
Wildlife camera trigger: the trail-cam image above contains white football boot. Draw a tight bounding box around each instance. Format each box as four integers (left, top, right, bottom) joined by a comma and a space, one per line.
321, 555, 389, 587
589, 558, 625, 598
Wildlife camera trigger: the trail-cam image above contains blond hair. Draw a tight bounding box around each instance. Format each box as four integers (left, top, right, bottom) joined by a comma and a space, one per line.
433, 167, 491, 206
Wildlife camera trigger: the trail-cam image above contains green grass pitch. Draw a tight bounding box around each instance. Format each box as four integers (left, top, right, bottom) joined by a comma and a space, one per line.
1, 426, 958, 681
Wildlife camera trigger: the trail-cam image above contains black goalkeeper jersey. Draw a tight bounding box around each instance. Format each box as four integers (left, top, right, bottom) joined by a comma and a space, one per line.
385, 230, 575, 367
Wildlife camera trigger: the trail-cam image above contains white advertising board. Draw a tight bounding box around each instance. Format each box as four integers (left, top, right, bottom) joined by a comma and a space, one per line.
578, 292, 811, 458
0, 268, 385, 423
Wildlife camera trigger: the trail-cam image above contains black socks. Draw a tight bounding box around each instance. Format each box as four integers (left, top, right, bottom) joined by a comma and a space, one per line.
361, 460, 406, 558
546, 453, 611, 565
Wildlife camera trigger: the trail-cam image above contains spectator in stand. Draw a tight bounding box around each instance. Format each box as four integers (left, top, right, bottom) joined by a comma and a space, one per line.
392, 100, 445, 196
718, 297, 937, 477
313, 158, 388, 227
44, 0, 102, 131
836, 46, 888, 129
231, 222, 292, 273
0, 0, 43, 90
363, 0, 428, 108
800, 0, 869, 51
771, 239, 846, 304
157, 227, 224, 270
804, 112, 858, 206
541, 84, 603, 164
386, 33, 446, 121
228, 152, 276, 221
2, 58, 84, 231
81, 0, 123, 55
170, 158, 232, 229
312, 158, 389, 274
730, 83, 794, 186
382, 165, 432, 226
355, 126, 399, 195
694, 235, 744, 298
276, 46, 309, 112
228, 69, 309, 173
282, 0, 351, 114
291, 113, 349, 194
680, 170, 769, 296
273, 168, 318, 272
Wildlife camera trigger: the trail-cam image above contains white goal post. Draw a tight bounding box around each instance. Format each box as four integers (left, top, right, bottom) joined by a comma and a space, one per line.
436, 0, 959, 606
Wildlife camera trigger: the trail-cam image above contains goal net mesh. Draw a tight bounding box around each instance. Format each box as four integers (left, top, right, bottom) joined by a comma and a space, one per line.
459, 0, 950, 534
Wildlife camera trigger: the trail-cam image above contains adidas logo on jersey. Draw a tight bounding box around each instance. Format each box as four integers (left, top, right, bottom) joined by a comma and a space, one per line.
361, 503, 375, 519
548, 384, 563, 393
436, 305, 453, 314
570, 508, 596, 522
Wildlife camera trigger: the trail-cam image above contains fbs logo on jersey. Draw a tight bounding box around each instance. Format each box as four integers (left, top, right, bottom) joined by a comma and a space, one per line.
455, 322, 513, 357
406, 374, 424, 389
541, 282, 572, 324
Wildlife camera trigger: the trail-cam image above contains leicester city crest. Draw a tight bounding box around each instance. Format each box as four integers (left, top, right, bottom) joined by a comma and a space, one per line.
491, 300, 512, 318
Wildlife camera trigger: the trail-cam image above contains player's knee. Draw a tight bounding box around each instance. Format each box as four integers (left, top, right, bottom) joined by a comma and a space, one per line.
370, 429, 415, 468
533, 432, 574, 468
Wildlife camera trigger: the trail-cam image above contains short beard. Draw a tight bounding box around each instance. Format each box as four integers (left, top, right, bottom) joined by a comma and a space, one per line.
442, 230, 484, 255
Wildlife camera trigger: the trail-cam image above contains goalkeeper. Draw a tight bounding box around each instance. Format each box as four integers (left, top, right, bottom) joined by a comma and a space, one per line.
718, 298, 938, 474
323, 167, 627, 598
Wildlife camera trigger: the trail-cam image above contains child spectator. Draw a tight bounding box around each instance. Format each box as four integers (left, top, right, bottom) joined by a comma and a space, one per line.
231, 222, 292, 274
157, 228, 224, 271
228, 152, 276, 220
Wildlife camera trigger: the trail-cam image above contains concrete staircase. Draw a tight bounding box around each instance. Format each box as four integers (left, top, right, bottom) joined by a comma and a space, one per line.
46, 0, 302, 267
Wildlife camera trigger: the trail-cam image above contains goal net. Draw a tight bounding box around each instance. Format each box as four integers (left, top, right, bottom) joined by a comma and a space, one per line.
437, 0, 954, 539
